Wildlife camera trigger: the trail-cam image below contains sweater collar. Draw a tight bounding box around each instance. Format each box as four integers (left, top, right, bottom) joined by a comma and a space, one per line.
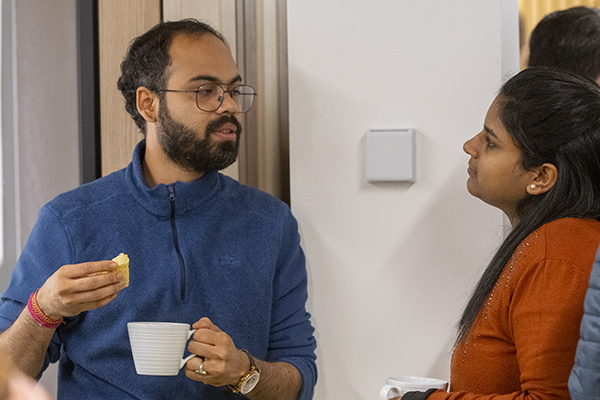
125, 140, 221, 218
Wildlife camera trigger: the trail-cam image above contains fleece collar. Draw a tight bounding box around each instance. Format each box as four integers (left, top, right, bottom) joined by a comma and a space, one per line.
125, 140, 221, 218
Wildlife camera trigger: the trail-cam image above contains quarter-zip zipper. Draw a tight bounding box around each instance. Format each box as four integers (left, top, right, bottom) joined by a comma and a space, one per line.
168, 185, 187, 301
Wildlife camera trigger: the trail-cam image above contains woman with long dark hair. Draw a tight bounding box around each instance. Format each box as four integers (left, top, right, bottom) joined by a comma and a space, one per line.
399, 67, 600, 400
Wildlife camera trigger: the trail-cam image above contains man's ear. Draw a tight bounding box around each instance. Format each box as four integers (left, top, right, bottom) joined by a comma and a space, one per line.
526, 163, 558, 195
136, 87, 159, 123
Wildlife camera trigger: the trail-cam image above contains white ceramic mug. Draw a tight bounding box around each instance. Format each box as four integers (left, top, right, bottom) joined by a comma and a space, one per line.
380, 375, 448, 400
127, 322, 197, 376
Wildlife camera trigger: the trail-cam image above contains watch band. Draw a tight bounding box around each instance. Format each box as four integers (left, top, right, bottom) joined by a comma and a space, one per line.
229, 350, 261, 394
243, 350, 258, 372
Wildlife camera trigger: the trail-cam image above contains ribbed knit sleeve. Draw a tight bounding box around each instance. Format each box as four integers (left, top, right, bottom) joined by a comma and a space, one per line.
267, 208, 317, 400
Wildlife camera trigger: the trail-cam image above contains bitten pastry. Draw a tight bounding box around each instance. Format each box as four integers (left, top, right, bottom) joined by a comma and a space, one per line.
112, 253, 130, 287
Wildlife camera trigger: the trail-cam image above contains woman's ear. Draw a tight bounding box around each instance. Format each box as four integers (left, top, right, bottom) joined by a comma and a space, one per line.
136, 87, 159, 123
526, 163, 558, 195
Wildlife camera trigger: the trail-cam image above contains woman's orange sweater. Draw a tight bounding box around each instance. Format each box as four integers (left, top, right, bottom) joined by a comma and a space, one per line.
429, 218, 600, 400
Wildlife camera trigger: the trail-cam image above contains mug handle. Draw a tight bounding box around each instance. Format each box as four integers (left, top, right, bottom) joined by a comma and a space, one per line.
380, 384, 404, 400
180, 354, 197, 369
179, 329, 198, 370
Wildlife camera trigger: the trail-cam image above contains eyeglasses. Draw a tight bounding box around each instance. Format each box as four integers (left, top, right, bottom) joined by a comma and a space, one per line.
156, 83, 257, 113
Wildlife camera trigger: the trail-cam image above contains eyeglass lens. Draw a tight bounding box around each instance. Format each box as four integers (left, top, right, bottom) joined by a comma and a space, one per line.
195, 84, 256, 113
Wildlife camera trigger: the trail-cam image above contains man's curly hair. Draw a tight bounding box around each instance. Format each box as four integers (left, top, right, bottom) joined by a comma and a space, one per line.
117, 19, 227, 135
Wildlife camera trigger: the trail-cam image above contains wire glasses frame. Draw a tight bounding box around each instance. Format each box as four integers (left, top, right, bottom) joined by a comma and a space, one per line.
156, 83, 257, 113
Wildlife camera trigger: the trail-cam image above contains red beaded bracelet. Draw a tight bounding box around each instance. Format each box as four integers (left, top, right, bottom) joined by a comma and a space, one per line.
27, 289, 63, 329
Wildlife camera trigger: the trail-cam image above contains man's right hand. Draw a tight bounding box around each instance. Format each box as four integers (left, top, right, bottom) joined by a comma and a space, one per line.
35, 261, 125, 320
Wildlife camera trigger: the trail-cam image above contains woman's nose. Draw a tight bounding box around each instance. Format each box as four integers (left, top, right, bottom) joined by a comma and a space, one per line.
463, 134, 478, 156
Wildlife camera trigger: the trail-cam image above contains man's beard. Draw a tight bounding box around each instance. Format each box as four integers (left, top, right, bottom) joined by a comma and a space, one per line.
156, 101, 242, 175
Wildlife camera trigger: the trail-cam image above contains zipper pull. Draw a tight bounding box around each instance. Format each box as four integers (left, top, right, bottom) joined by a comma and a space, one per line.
168, 185, 175, 202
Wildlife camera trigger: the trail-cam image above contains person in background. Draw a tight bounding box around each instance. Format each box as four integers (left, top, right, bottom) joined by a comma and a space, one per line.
393, 67, 600, 400
528, 6, 600, 83
570, 251, 600, 400
0, 358, 52, 400
0, 19, 316, 399
527, 7, 600, 399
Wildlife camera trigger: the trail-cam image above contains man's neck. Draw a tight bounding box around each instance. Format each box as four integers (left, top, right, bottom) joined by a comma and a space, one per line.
142, 134, 203, 187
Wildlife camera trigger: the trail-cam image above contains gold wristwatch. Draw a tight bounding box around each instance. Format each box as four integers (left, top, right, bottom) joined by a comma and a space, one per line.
229, 350, 260, 395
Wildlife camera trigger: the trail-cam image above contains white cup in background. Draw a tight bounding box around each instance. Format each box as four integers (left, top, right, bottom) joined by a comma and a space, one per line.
127, 322, 197, 376
380, 375, 448, 400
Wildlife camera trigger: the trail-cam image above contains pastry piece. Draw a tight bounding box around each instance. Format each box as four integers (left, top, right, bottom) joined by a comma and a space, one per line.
112, 253, 130, 287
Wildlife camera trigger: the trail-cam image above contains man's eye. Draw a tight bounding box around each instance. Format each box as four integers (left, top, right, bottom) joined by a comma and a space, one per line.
197, 86, 217, 97
197, 89, 213, 96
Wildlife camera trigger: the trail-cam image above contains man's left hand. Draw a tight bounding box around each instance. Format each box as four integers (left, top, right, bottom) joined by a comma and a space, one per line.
185, 317, 249, 387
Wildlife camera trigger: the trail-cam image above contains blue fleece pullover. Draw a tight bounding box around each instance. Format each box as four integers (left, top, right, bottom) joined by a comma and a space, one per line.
0, 141, 317, 399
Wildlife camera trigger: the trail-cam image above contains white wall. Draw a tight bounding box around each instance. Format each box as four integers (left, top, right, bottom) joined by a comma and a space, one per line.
288, 1, 518, 399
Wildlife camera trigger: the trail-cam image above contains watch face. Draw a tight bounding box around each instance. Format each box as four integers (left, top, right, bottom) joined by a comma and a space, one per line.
240, 372, 260, 395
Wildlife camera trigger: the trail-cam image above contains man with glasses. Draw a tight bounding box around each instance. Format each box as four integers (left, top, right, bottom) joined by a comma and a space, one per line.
0, 19, 317, 400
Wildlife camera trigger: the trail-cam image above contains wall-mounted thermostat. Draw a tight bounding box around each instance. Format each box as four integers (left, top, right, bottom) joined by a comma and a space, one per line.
366, 128, 416, 183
